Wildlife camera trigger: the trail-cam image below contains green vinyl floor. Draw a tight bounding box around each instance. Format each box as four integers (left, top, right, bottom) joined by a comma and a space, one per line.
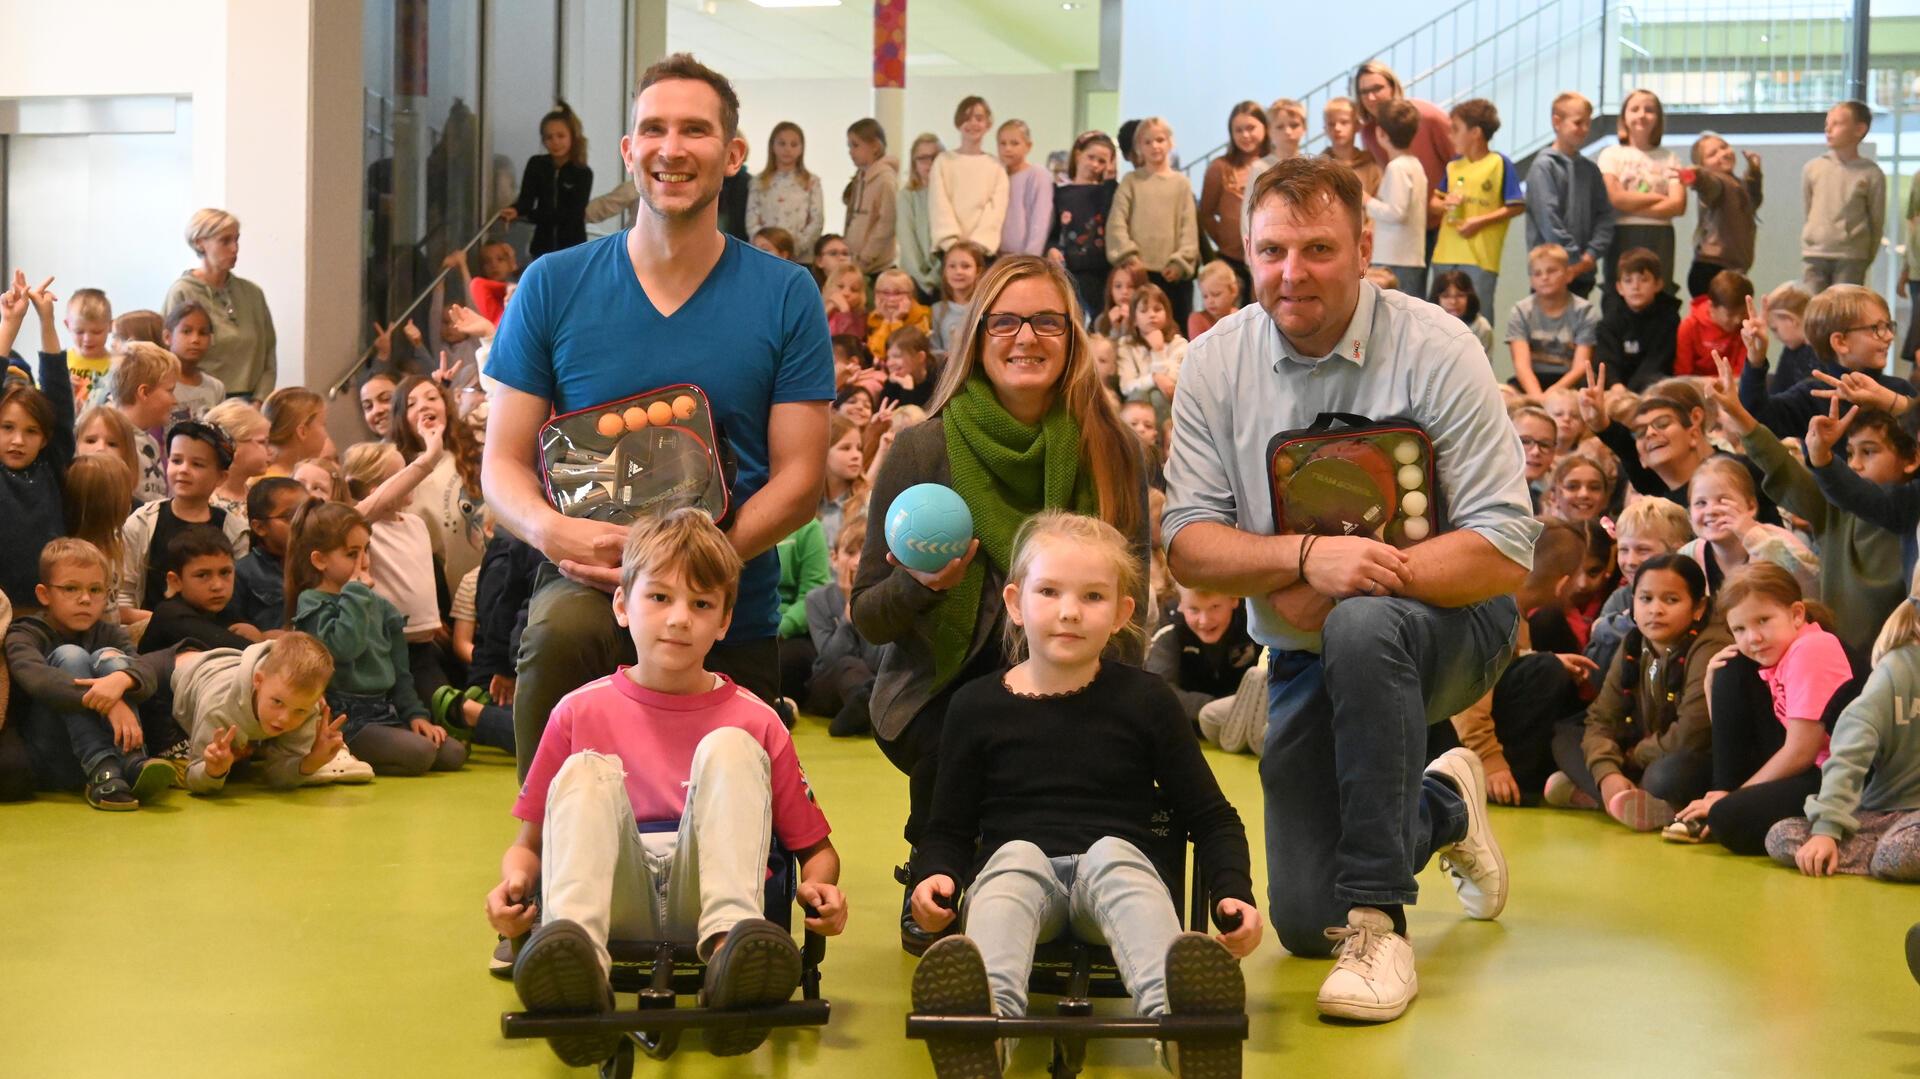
4, 718, 1917, 1079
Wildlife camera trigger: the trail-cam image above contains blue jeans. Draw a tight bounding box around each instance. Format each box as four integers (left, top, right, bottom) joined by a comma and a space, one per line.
22, 645, 141, 789
1430, 262, 1497, 314
1375, 264, 1427, 301
962, 837, 1183, 1022
1259, 595, 1518, 957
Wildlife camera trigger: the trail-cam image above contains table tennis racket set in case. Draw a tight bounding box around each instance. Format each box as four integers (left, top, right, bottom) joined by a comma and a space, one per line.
1268, 412, 1444, 548
539, 383, 736, 526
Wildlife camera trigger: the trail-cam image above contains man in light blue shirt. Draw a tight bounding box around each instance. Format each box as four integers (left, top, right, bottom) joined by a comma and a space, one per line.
1165, 157, 1540, 1023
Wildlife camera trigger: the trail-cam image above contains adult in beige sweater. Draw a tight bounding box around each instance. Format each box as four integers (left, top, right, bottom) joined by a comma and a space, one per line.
929, 96, 1008, 254
843, 119, 899, 275
1108, 119, 1200, 326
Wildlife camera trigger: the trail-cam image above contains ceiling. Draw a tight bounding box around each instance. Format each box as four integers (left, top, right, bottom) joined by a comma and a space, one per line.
665, 0, 1102, 80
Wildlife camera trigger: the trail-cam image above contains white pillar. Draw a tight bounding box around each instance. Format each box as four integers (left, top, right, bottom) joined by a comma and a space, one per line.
223, 0, 363, 395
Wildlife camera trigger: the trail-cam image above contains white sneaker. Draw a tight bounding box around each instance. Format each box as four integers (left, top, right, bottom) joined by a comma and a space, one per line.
307, 747, 375, 785
1425, 747, 1508, 920
1315, 908, 1417, 1022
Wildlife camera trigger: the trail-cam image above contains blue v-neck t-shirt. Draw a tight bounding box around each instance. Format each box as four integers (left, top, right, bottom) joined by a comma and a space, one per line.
486, 232, 835, 640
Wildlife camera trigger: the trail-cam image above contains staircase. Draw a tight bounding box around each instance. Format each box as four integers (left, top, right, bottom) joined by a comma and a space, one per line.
1182, 0, 1859, 179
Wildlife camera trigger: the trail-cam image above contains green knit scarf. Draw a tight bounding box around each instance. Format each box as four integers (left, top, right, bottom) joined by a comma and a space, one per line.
931, 375, 1098, 690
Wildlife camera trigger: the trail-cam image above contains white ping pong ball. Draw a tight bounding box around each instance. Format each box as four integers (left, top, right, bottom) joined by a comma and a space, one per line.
1403, 515, 1431, 540
1403, 490, 1428, 517
1397, 464, 1423, 490
1392, 439, 1420, 465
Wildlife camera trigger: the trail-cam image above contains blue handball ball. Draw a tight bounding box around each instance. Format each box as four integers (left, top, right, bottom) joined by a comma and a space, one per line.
885, 483, 975, 573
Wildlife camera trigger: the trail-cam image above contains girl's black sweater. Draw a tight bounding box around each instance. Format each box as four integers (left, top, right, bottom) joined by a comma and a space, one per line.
916, 661, 1255, 914
0, 351, 74, 609
512, 156, 592, 257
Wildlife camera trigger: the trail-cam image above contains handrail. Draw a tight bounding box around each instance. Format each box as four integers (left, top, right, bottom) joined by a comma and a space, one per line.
1183, 0, 1612, 178
1180, 0, 1857, 180
329, 209, 506, 399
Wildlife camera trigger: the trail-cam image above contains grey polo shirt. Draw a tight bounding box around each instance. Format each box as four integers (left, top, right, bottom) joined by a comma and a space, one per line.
1163, 281, 1540, 653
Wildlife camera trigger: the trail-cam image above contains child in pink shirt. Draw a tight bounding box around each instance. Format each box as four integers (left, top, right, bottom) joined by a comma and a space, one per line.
484, 510, 846, 1067
1677, 562, 1853, 853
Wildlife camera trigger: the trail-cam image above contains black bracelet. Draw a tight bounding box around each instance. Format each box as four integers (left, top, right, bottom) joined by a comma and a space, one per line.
1298, 534, 1318, 585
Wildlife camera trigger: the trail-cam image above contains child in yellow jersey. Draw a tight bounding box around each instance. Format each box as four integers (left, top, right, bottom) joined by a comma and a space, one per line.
1430, 98, 1525, 315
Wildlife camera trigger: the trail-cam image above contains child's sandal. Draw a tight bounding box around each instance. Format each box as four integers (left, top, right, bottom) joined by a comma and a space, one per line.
429, 685, 472, 741
1660, 817, 1709, 844
84, 766, 137, 812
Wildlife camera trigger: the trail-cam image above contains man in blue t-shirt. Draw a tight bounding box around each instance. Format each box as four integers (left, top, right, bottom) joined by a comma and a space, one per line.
483, 56, 833, 781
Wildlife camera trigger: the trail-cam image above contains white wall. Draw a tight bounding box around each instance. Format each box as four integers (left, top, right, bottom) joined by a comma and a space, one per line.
0, 0, 227, 322
728, 72, 1078, 234
0, 0, 362, 394
5, 104, 197, 325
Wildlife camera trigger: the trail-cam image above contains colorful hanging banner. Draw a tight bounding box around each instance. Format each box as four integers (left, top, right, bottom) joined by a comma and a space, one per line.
874, 0, 906, 89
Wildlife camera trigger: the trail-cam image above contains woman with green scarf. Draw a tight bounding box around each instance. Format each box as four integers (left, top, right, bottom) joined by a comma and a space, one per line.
851, 254, 1150, 954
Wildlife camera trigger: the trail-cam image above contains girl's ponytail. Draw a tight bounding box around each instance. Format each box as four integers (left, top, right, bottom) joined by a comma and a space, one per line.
1872, 567, 1920, 666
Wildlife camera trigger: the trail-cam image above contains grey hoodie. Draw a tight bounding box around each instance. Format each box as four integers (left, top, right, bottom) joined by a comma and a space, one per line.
174, 642, 316, 793
1807, 642, 1920, 838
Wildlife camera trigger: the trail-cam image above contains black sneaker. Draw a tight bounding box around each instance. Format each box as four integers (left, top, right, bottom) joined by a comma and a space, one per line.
129, 759, 175, 805
512, 919, 616, 1066
701, 918, 802, 1056
1163, 932, 1245, 1079
84, 764, 137, 812
912, 935, 1001, 1079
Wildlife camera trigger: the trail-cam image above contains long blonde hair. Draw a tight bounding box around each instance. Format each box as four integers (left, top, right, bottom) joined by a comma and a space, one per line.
1002, 510, 1144, 663
905, 133, 944, 192
1873, 566, 1920, 665
926, 255, 1144, 538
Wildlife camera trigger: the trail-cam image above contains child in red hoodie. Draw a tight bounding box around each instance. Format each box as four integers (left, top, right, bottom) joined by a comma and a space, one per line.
1675, 269, 1753, 375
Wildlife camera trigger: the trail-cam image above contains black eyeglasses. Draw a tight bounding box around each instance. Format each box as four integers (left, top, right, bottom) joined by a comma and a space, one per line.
1841, 320, 1896, 338
982, 312, 1070, 337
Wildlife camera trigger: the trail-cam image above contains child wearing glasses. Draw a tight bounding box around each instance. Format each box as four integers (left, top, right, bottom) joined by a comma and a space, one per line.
1794, 286, 1920, 597
6, 539, 176, 810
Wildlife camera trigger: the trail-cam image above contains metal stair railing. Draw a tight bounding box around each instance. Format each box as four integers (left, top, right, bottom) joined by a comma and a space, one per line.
1181, 0, 1860, 179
